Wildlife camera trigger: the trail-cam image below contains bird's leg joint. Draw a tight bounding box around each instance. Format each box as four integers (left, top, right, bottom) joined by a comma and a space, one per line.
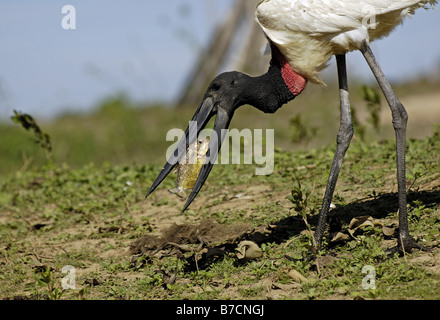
391, 103, 408, 131
336, 123, 354, 150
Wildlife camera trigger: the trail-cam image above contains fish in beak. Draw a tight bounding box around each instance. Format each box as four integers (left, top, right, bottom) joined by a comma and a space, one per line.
145, 78, 237, 212
168, 136, 211, 199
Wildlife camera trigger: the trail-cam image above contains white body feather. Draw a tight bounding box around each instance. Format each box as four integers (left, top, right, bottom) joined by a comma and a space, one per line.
256, 0, 437, 84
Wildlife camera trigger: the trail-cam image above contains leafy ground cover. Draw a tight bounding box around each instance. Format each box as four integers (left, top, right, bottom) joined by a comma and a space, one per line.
1, 123, 439, 300
1, 78, 439, 300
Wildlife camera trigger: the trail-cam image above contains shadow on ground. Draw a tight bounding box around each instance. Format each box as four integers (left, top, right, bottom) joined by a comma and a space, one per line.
130, 189, 440, 271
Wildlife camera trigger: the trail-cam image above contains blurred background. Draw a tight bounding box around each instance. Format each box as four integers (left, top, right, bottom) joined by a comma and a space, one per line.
1, 0, 439, 176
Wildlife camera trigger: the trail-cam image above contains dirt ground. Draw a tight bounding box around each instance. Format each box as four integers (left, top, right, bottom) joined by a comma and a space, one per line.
1, 89, 439, 300
129, 185, 297, 267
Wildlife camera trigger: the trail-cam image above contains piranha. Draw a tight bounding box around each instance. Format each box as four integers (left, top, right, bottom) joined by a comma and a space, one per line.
169, 137, 210, 199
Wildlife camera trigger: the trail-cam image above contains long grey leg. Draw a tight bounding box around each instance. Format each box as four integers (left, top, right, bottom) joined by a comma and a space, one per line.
314, 54, 353, 248
360, 41, 428, 253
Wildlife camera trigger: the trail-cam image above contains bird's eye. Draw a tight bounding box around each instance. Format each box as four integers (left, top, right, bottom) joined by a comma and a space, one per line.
211, 83, 221, 91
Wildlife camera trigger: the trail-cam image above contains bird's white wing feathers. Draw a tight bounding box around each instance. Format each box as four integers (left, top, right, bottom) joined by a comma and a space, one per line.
256, 0, 437, 84
258, 0, 436, 35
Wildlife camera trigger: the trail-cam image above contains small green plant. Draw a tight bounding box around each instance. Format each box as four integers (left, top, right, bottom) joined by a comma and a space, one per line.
286, 181, 309, 218
289, 114, 317, 144
11, 110, 53, 160
286, 181, 317, 252
34, 266, 65, 300
350, 105, 366, 142
362, 86, 382, 132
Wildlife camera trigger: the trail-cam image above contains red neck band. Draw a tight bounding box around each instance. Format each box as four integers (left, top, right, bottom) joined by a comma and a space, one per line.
271, 44, 307, 96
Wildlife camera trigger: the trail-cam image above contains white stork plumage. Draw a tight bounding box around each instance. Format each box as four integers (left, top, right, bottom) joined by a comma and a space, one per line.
147, 0, 437, 254
256, 0, 437, 85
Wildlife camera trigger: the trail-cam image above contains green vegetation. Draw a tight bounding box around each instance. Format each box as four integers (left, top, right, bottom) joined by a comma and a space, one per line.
0, 80, 439, 300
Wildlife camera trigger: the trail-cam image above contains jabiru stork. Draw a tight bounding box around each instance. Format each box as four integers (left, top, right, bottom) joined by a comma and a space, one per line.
147, 0, 437, 254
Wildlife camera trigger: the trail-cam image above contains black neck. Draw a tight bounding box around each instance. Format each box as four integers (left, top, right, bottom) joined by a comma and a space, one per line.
242, 56, 296, 113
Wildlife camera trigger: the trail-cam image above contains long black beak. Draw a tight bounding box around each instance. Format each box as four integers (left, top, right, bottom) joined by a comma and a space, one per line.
145, 96, 233, 211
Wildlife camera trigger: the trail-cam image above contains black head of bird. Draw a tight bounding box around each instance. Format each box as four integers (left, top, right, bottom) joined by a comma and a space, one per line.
146, 45, 308, 211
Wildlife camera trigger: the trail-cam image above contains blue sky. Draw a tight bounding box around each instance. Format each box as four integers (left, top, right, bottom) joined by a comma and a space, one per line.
0, 0, 439, 120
